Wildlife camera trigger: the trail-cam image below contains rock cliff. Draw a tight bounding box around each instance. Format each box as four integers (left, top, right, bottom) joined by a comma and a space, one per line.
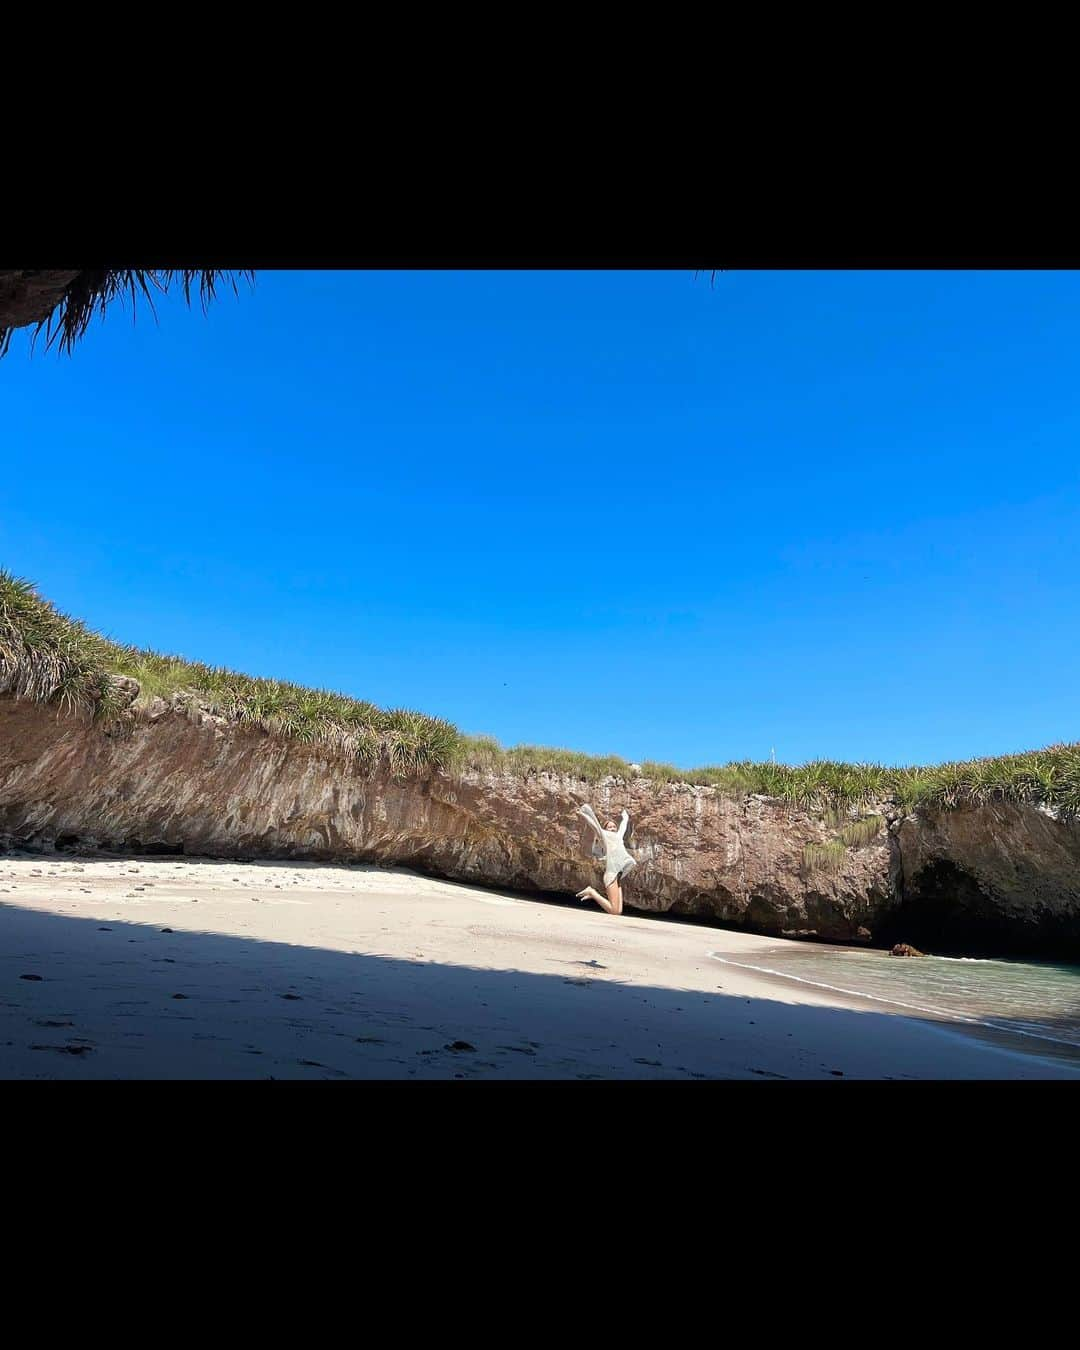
2, 693, 1078, 957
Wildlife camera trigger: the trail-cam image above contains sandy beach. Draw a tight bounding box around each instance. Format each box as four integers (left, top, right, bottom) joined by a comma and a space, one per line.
0, 852, 1076, 1080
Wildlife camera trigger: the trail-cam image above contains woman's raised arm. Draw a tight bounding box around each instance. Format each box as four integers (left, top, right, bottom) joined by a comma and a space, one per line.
576, 803, 606, 840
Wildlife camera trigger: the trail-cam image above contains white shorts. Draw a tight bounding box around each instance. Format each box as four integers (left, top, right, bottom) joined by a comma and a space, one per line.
604, 858, 637, 887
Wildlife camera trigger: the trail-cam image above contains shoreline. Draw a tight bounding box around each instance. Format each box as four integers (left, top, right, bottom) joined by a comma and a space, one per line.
1, 852, 1076, 1080
710, 949, 1080, 1067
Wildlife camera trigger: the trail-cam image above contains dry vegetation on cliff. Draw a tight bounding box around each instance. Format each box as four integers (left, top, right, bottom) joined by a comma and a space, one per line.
0, 269, 255, 357
0, 572, 457, 776
4, 570, 1080, 816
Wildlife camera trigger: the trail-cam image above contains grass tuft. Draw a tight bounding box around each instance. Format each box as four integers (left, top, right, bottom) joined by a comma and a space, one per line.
803, 841, 848, 875
837, 815, 884, 848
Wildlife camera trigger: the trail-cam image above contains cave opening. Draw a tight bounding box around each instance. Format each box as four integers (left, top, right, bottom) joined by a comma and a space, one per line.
884, 860, 1080, 961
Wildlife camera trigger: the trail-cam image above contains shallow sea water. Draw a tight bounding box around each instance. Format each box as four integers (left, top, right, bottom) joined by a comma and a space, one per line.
711, 944, 1080, 1058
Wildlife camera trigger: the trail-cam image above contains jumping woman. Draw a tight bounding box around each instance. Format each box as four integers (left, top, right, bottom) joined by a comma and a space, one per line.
574, 803, 637, 915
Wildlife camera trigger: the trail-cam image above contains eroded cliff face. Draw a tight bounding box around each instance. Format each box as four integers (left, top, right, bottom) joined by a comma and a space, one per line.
2, 693, 1078, 955
0, 693, 898, 943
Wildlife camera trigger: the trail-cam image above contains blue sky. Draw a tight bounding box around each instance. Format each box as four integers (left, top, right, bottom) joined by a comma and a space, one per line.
2, 269, 1077, 768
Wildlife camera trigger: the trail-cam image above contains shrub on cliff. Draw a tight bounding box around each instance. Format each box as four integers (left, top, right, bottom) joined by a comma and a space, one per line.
0, 571, 460, 776
4, 569, 1080, 815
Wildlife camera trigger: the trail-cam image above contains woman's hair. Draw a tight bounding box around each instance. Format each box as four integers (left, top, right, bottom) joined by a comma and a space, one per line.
605, 821, 617, 830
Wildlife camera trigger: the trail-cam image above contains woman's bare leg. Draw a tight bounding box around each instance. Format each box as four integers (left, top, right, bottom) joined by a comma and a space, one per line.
574, 881, 623, 915
576, 884, 616, 915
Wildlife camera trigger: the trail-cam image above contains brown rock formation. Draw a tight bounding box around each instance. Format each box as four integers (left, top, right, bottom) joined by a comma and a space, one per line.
894, 803, 1080, 956
0, 693, 898, 944
2, 692, 1078, 956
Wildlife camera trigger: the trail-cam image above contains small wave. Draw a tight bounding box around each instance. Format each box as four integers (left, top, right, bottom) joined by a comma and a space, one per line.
710, 954, 979, 1022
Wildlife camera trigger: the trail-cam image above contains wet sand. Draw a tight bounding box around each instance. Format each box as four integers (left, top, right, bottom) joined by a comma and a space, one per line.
1, 853, 1076, 1079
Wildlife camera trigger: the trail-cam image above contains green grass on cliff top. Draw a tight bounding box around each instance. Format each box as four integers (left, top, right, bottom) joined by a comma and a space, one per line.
3, 569, 1079, 816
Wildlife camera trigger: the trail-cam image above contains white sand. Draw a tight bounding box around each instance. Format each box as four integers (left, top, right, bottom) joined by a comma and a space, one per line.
1, 853, 1076, 1079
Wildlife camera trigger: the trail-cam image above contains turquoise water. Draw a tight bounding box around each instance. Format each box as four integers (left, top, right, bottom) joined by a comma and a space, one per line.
711, 945, 1080, 1052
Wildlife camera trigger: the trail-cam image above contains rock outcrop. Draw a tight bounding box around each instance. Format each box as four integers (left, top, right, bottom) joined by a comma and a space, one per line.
895, 803, 1080, 956
2, 693, 1079, 956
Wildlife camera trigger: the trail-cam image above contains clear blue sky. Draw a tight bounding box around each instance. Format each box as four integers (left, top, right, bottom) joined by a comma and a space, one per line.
2, 270, 1077, 768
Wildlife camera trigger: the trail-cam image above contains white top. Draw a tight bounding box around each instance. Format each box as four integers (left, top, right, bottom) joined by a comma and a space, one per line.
577, 803, 636, 881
